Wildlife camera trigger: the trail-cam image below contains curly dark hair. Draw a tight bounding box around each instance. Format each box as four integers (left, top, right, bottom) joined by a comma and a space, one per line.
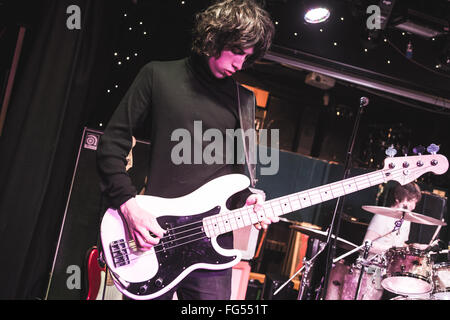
394, 182, 422, 203
191, 0, 275, 68
386, 182, 422, 206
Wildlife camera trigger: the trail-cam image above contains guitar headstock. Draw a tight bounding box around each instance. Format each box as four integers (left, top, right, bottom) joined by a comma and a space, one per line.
382, 150, 449, 185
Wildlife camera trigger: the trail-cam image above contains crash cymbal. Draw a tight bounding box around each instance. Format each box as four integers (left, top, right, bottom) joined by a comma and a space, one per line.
290, 225, 358, 251
362, 205, 447, 226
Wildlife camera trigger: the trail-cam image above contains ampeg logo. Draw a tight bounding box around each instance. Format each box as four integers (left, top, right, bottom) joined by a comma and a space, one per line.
84, 133, 100, 150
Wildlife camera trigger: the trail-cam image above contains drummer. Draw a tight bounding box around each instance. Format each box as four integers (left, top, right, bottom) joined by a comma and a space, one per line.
358, 182, 422, 299
363, 182, 422, 255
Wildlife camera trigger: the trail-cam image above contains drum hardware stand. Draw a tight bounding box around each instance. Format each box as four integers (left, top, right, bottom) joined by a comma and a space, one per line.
393, 211, 405, 235
273, 242, 327, 299
321, 97, 369, 299
354, 240, 372, 300
331, 223, 405, 300
314, 277, 324, 300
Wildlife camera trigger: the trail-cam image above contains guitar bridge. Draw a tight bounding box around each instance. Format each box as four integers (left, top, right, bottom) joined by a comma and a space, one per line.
110, 239, 130, 268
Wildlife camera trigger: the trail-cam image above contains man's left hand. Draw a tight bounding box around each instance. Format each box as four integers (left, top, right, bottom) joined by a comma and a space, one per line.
245, 193, 279, 230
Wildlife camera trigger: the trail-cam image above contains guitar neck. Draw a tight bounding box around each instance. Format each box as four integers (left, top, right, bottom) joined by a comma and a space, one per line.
203, 168, 389, 238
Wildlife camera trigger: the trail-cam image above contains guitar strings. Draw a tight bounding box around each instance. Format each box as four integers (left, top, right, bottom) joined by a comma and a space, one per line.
123, 208, 263, 254
120, 233, 210, 265
126, 205, 267, 246
150, 186, 294, 240
118, 206, 268, 261
112, 164, 430, 266
121, 208, 261, 255
155, 205, 261, 237
126, 227, 205, 252
126, 230, 207, 254
124, 196, 286, 254
125, 208, 260, 253
122, 166, 416, 256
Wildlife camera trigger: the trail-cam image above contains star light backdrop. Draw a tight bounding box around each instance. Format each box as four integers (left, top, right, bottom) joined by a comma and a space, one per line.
87, 0, 450, 187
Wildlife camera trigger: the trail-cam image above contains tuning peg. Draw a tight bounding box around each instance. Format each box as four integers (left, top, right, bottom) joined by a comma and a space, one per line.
401, 146, 409, 156
413, 145, 426, 155
385, 145, 397, 157
427, 143, 440, 154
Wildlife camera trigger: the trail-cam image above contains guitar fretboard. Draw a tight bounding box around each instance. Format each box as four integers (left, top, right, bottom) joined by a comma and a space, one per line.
202, 169, 388, 238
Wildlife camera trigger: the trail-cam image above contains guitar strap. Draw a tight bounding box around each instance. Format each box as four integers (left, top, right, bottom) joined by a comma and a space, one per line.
234, 83, 264, 256
236, 82, 257, 188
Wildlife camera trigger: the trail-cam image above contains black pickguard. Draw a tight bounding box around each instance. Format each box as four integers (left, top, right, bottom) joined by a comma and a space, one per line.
124, 206, 238, 298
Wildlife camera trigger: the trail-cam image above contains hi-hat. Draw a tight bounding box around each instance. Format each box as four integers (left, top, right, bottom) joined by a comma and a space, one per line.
362, 205, 447, 226
290, 225, 358, 251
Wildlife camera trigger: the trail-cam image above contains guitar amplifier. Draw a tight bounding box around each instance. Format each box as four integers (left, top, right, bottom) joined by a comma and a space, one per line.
45, 128, 149, 299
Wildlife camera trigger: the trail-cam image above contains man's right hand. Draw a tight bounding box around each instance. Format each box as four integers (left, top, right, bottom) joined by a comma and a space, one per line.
120, 197, 166, 250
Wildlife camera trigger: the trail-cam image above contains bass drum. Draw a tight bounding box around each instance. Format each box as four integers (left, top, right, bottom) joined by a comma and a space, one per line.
432, 262, 450, 300
381, 245, 433, 296
325, 260, 383, 300
391, 294, 431, 300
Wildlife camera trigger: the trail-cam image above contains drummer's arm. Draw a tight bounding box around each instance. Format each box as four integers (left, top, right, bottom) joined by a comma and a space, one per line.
364, 230, 393, 255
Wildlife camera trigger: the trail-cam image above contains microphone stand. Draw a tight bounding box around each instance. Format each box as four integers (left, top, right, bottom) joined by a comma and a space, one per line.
320, 97, 368, 299
353, 240, 372, 300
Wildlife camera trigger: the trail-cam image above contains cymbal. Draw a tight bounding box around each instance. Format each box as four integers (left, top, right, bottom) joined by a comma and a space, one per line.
290, 225, 358, 251
362, 205, 447, 226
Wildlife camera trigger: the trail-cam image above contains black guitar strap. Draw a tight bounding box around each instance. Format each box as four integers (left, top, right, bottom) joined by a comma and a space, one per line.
236, 82, 257, 188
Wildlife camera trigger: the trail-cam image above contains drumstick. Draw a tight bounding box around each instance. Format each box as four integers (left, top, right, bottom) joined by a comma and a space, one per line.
429, 220, 444, 245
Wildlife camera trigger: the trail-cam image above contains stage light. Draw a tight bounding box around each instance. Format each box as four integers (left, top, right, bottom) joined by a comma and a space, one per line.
304, 7, 330, 24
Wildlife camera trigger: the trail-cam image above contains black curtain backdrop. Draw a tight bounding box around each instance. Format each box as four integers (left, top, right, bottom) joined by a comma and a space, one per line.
0, 0, 122, 299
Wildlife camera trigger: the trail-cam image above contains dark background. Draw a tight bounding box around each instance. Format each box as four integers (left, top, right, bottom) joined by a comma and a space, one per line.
0, 0, 449, 299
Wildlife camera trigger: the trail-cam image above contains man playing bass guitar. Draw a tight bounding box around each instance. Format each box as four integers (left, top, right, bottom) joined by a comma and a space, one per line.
96, 0, 278, 300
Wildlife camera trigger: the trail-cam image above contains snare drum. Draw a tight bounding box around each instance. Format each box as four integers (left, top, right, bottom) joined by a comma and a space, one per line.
432, 262, 450, 300
381, 245, 433, 295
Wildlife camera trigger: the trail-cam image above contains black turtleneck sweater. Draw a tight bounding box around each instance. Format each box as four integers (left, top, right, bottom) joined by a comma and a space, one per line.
97, 54, 252, 245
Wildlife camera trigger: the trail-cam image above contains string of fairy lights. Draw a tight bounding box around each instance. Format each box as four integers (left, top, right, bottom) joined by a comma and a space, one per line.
99, 1, 191, 129
99, 9, 151, 128
105, 13, 149, 95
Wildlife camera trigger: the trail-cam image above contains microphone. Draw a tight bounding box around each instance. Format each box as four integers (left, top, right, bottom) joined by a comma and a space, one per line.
360, 97, 369, 107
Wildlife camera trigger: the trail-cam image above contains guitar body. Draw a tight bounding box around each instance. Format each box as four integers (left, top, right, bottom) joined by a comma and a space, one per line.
85, 246, 106, 300
100, 174, 249, 300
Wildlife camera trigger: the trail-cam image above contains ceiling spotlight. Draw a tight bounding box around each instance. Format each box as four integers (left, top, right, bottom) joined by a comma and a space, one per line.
304, 7, 330, 24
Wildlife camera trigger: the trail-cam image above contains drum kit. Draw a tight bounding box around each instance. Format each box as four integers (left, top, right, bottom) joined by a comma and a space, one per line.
277, 205, 449, 300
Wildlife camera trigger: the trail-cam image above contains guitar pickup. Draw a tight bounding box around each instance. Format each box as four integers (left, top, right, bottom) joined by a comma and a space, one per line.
110, 239, 130, 268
